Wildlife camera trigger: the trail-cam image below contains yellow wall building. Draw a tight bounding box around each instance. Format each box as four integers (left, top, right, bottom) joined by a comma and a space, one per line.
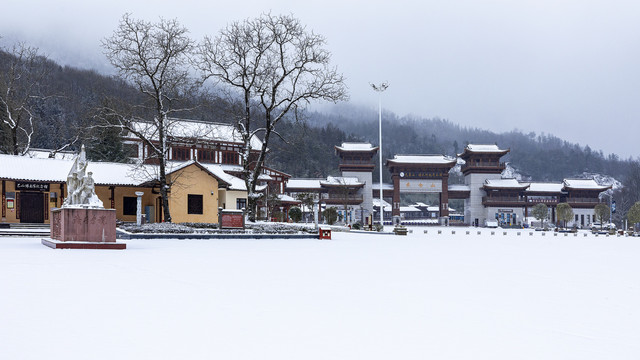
0, 154, 247, 225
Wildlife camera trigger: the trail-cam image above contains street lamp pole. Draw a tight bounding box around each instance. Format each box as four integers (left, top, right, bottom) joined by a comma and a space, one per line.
370, 82, 389, 228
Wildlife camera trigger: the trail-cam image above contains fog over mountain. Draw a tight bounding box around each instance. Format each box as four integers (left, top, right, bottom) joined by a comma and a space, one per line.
2, 0, 639, 158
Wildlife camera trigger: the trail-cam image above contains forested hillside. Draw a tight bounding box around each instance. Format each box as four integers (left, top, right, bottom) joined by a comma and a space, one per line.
0, 47, 634, 184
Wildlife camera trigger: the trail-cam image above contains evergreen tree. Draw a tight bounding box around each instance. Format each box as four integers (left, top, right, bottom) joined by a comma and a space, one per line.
556, 203, 574, 229
531, 203, 549, 228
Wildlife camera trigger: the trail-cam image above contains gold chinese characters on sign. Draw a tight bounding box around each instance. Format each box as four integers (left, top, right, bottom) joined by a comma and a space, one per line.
400, 180, 442, 193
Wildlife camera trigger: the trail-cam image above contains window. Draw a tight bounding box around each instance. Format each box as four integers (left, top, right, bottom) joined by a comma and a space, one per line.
172, 147, 190, 161
198, 149, 215, 163
222, 151, 239, 164
124, 143, 139, 158
188, 194, 203, 214
236, 198, 247, 210
123, 197, 137, 216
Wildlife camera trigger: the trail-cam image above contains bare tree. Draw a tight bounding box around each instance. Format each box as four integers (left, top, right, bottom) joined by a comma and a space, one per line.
101, 14, 198, 223
197, 13, 347, 220
0, 42, 51, 155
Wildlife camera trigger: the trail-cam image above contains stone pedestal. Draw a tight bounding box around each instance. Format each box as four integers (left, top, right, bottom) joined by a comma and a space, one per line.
42, 207, 125, 250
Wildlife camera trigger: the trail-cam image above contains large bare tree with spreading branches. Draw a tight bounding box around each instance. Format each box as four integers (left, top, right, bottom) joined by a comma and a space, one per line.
101, 14, 198, 223
197, 13, 347, 220
0, 42, 52, 155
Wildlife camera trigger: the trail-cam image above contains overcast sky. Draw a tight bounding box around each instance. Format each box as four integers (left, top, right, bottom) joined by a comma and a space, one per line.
2, 0, 639, 158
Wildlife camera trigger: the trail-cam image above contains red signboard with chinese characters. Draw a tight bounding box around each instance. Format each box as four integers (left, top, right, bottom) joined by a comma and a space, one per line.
220, 211, 244, 229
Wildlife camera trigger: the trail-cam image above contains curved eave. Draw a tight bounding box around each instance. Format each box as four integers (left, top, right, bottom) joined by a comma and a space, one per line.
483, 185, 529, 190
563, 185, 612, 192
0, 177, 66, 183
95, 183, 147, 187
320, 183, 365, 189
458, 148, 510, 159
285, 187, 323, 192
525, 191, 567, 195
386, 159, 457, 168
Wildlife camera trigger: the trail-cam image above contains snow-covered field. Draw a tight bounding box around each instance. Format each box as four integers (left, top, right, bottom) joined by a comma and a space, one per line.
1, 227, 639, 360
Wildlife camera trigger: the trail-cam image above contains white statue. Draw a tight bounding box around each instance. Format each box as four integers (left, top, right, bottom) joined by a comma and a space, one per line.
63, 145, 104, 208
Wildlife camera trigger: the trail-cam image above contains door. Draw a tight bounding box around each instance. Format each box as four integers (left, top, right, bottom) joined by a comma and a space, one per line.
20, 192, 45, 223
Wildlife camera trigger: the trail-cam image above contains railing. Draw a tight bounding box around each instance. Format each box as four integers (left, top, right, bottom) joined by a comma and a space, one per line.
340, 159, 372, 165
527, 198, 559, 204
482, 196, 526, 205
461, 162, 506, 173
566, 197, 601, 204
321, 194, 364, 201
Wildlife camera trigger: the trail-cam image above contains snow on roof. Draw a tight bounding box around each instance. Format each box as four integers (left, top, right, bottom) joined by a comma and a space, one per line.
372, 198, 392, 211
400, 205, 421, 212
0, 153, 155, 186
217, 164, 273, 181
320, 176, 363, 186
448, 184, 471, 192
129, 118, 263, 150
286, 178, 323, 190
87, 162, 153, 186
26, 149, 77, 160
563, 179, 610, 190
371, 183, 394, 190
0, 154, 72, 183
335, 142, 378, 152
484, 178, 529, 189
465, 144, 507, 153
219, 164, 244, 173
388, 154, 456, 165
200, 163, 246, 191
0, 152, 263, 192
526, 182, 564, 193
277, 194, 300, 203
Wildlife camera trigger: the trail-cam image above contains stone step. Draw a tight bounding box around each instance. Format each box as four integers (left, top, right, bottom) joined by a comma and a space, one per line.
1, 223, 50, 229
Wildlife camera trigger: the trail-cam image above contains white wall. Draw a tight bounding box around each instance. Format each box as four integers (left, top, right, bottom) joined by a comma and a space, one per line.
465, 172, 501, 226
342, 170, 373, 224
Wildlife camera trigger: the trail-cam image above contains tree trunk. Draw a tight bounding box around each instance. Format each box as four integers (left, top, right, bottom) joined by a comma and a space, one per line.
158, 116, 172, 223
247, 196, 258, 222
11, 127, 18, 155
159, 164, 172, 223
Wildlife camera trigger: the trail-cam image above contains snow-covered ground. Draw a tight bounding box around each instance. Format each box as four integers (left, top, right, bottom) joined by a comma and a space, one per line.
1, 227, 639, 359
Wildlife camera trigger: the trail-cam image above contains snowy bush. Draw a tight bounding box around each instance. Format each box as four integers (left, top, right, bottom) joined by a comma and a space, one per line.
120, 223, 195, 234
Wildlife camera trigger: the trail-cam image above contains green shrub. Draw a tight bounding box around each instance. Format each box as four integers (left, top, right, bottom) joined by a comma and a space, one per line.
322, 207, 338, 225
289, 206, 302, 223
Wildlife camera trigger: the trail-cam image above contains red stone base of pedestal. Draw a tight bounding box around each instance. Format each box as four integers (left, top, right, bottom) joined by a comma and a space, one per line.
42, 238, 126, 250
46, 207, 122, 250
